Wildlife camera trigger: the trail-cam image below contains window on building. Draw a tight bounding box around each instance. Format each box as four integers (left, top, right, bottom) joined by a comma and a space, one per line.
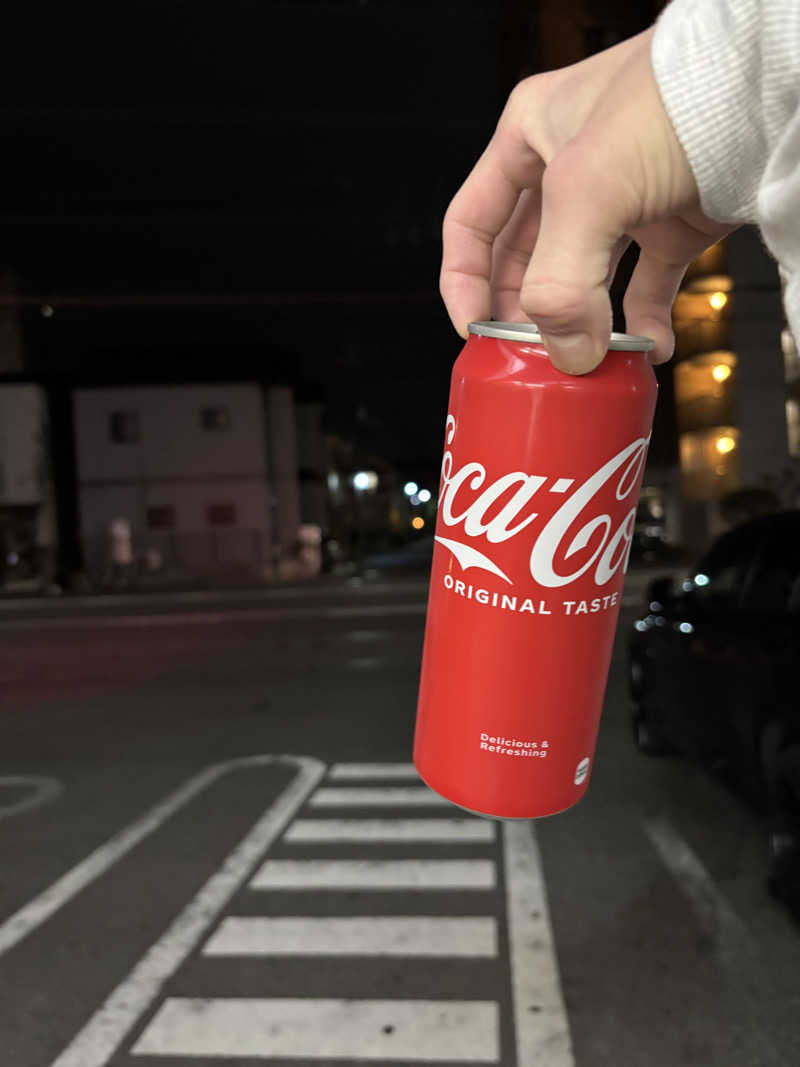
782, 328, 800, 383
146, 506, 175, 529
109, 411, 140, 443
200, 407, 231, 431
673, 351, 736, 433
787, 398, 800, 458
679, 426, 740, 500
206, 502, 237, 526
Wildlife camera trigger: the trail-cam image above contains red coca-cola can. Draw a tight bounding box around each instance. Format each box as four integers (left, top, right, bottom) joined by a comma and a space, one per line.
414, 321, 657, 819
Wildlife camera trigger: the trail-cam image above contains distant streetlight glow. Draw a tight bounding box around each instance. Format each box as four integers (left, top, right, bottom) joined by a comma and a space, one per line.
418, 489, 432, 503
715, 434, 736, 455
712, 363, 732, 383
403, 481, 419, 497
353, 470, 378, 492
411, 516, 425, 530
709, 291, 728, 311
409, 493, 421, 506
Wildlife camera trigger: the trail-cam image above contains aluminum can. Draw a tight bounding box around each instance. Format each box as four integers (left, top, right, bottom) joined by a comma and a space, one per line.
414, 321, 657, 819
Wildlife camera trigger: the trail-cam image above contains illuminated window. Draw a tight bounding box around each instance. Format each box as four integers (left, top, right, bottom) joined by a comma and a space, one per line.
787, 398, 800, 458
679, 427, 740, 500
782, 328, 800, 383
673, 352, 736, 433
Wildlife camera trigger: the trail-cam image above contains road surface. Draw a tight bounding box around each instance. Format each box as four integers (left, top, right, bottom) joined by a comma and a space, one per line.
0, 571, 798, 1066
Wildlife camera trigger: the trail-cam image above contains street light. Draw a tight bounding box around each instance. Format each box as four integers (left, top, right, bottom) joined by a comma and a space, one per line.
353, 471, 378, 491
403, 481, 418, 497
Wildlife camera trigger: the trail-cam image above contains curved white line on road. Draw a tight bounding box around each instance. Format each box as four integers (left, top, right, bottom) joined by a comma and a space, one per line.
0, 756, 324, 959
0, 775, 63, 819
49, 755, 325, 1067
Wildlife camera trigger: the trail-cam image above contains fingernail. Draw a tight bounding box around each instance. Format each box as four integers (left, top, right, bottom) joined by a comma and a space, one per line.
540, 331, 602, 374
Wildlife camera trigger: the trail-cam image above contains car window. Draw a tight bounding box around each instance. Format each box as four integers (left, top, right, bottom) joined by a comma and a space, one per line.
741, 526, 800, 614
686, 524, 766, 609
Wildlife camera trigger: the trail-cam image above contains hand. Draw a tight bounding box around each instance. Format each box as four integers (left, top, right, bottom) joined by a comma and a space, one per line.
440, 28, 734, 373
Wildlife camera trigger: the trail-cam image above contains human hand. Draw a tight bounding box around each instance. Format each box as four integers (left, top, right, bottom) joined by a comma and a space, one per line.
440, 28, 735, 373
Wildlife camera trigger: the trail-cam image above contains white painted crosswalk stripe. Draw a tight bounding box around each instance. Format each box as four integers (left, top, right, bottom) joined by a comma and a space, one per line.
47, 758, 574, 1066
504, 823, 574, 1065
131, 997, 501, 1061
285, 818, 495, 843
203, 916, 498, 957
250, 857, 497, 890
328, 762, 419, 779
309, 785, 451, 807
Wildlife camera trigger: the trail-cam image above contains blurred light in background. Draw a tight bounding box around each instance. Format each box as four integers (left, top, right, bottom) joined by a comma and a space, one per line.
709, 290, 728, 311
409, 493, 421, 506
712, 363, 732, 383
715, 434, 736, 455
403, 481, 418, 497
418, 489, 432, 503
411, 516, 425, 530
353, 470, 378, 491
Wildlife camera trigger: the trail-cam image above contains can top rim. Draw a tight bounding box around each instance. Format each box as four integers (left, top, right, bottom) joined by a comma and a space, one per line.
468, 320, 654, 351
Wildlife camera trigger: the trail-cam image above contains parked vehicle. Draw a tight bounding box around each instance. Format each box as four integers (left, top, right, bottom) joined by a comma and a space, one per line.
628, 511, 800, 915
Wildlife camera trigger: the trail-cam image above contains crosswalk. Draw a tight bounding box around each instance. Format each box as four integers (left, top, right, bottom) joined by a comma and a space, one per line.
51, 759, 574, 1065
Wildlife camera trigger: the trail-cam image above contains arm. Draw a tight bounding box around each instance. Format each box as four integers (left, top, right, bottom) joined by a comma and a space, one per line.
440, 3, 800, 373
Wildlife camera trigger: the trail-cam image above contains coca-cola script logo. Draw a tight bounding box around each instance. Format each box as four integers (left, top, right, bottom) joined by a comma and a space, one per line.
436, 414, 648, 588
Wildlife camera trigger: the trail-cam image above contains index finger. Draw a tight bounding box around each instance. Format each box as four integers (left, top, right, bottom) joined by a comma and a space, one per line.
440, 111, 544, 337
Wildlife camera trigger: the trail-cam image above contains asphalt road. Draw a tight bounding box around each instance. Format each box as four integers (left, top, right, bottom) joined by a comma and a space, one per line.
1, 569, 799, 1067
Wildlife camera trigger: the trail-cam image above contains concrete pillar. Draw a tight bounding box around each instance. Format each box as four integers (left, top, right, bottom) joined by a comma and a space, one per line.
265, 387, 301, 558
727, 227, 789, 486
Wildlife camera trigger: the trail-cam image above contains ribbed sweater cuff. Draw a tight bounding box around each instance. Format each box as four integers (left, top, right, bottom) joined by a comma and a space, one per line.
652, 0, 766, 223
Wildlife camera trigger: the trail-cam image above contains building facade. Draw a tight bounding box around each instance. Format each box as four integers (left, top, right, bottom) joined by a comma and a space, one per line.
73, 383, 301, 584
0, 383, 57, 591
673, 229, 791, 549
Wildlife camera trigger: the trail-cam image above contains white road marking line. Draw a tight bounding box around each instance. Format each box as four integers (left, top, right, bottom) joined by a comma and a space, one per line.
0, 603, 426, 631
644, 816, 755, 957
328, 762, 419, 779
504, 822, 575, 1066
203, 916, 498, 957
309, 786, 451, 807
0, 775, 62, 819
131, 997, 501, 1062
340, 629, 388, 642
48, 757, 326, 1067
249, 858, 497, 890
285, 818, 495, 843
0, 756, 317, 958
346, 656, 385, 669
0, 581, 431, 613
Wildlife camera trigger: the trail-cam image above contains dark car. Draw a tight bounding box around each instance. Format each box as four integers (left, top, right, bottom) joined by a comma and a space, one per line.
628, 510, 800, 913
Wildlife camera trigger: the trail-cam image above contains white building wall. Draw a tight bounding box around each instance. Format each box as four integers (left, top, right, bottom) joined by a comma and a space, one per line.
73, 383, 278, 574
74, 383, 269, 486
0, 384, 47, 505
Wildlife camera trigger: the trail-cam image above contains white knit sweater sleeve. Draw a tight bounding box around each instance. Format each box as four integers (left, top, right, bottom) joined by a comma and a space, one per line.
652, 0, 800, 337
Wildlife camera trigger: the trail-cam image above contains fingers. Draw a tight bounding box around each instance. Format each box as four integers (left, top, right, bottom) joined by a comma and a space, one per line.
440, 95, 544, 337
519, 143, 631, 374
490, 188, 542, 323
623, 248, 687, 364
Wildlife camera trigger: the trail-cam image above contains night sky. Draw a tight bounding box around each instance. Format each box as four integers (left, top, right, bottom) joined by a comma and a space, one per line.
0, 0, 673, 486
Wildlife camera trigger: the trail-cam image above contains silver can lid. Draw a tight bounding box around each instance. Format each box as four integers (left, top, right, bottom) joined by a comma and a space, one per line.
468, 320, 654, 351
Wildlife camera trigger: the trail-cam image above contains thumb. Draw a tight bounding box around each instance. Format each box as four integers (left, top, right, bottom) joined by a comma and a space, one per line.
521, 144, 628, 374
